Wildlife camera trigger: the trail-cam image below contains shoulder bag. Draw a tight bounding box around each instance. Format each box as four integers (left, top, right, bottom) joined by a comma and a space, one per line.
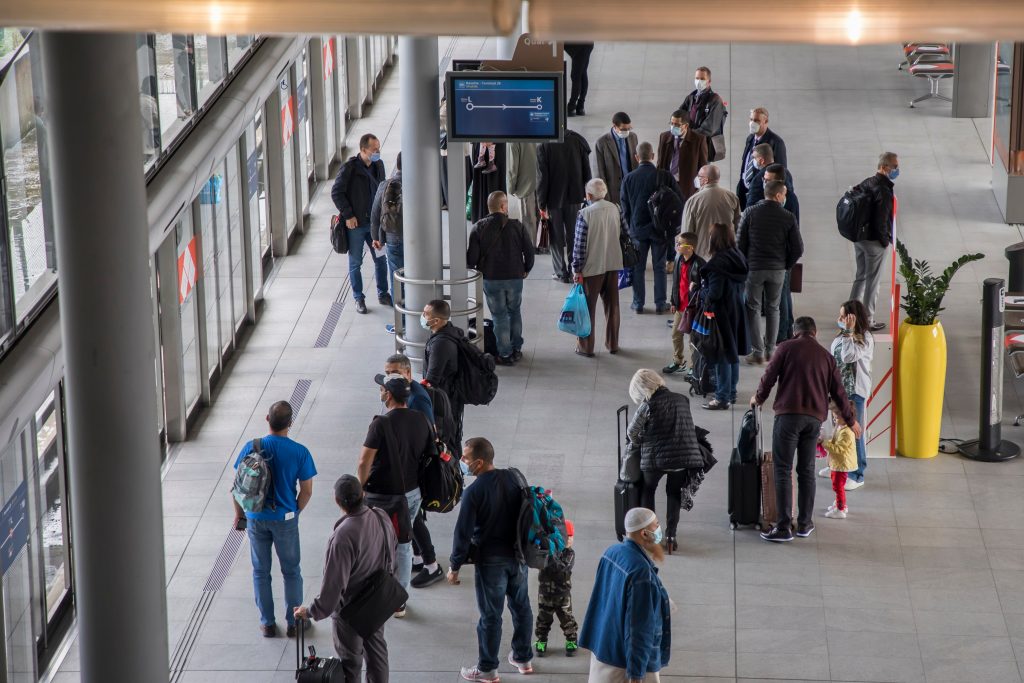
336, 508, 409, 639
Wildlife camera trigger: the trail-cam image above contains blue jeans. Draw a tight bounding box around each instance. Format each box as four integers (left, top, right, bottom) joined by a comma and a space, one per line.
714, 360, 739, 404
474, 558, 533, 673
483, 279, 524, 358
347, 225, 388, 301
247, 516, 302, 627
849, 394, 867, 483
385, 235, 404, 300
396, 488, 421, 590
631, 237, 668, 310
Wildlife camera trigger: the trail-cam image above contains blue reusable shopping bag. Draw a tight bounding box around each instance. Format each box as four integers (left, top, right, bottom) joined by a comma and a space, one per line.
558, 284, 592, 337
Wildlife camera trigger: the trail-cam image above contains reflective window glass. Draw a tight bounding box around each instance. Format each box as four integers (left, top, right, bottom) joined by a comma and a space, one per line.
136, 34, 160, 167
225, 148, 246, 329
176, 212, 200, 410
198, 174, 222, 374
245, 121, 267, 302
227, 35, 253, 70
212, 162, 232, 355
34, 392, 68, 622
322, 37, 337, 164
0, 433, 37, 680
301, 52, 314, 180
193, 35, 226, 106
154, 34, 195, 146
2, 34, 56, 321
278, 72, 297, 232
252, 113, 269, 256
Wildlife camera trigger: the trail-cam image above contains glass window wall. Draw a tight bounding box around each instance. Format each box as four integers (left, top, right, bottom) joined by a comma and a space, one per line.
136, 34, 161, 167
154, 33, 195, 147
227, 35, 254, 70
278, 71, 297, 233
225, 148, 246, 330
34, 392, 68, 623
198, 172, 223, 373
193, 35, 227, 106
245, 121, 267, 300
176, 212, 201, 410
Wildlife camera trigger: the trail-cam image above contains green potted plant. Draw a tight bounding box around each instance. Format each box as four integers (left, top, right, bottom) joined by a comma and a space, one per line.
895, 241, 983, 458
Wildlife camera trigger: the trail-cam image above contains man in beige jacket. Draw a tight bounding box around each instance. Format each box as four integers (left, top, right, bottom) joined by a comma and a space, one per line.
682, 164, 741, 260
507, 141, 540, 247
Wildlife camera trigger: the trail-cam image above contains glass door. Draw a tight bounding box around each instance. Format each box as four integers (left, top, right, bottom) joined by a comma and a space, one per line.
33, 390, 70, 631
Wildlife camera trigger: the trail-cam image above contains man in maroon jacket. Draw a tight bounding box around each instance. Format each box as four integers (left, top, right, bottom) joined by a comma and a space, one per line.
751, 317, 862, 543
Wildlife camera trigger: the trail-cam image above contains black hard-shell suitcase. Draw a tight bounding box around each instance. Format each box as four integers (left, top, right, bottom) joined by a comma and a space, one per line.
614, 405, 642, 541
296, 619, 344, 682
728, 408, 762, 529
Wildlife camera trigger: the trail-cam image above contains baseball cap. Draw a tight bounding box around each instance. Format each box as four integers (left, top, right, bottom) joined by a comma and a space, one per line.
374, 372, 411, 402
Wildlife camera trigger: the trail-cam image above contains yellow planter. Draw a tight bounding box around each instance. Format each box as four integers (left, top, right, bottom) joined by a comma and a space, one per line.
896, 320, 946, 458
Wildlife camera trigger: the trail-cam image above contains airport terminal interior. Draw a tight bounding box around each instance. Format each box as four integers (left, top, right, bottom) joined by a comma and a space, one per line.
4, 14, 1024, 683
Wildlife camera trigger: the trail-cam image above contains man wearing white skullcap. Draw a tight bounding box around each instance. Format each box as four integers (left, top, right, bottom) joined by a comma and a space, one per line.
578, 508, 671, 682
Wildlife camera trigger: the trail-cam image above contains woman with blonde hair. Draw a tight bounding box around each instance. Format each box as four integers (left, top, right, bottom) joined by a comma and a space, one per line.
623, 369, 707, 552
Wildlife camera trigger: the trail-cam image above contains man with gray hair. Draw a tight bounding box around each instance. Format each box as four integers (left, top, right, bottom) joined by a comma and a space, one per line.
571, 178, 625, 357
682, 164, 741, 260
467, 190, 536, 365
848, 152, 899, 331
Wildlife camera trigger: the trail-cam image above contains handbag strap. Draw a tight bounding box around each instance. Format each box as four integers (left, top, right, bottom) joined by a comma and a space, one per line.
372, 506, 395, 575
477, 215, 507, 269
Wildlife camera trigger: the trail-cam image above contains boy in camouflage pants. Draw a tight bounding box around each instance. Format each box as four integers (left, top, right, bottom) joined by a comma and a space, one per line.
534, 519, 578, 657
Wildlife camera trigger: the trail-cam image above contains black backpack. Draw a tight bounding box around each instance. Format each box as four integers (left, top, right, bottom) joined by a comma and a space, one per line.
380, 178, 403, 235
423, 384, 459, 455
647, 172, 684, 240
452, 336, 499, 406
836, 183, 873, 242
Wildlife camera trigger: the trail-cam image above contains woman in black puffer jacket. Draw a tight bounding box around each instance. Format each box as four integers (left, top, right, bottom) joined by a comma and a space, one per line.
624, 368, 706, 552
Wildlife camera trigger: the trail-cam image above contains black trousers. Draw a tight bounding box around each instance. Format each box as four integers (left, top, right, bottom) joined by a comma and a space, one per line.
640, 470, 686, 536
548, 204, 580, 279
771, 414, 820, 532
410, 507, 436, 565
564, 43, 594, 106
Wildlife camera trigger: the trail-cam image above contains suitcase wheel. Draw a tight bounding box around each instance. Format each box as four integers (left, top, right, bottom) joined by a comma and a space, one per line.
730, 522, 738, 530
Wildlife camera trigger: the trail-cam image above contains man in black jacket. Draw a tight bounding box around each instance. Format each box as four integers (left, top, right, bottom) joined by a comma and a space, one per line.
737, 180, 804, 364
332, 133, 389, 314
737, 107, 787, 207
850, 152, 898, 331
679, 66, 727, 160
537, 130, 592, 283
422, 299, 466, 449
620, 142, 683, 314
448, 437, 534, 680
759, 163, 800, 344
467, 191, 535, 366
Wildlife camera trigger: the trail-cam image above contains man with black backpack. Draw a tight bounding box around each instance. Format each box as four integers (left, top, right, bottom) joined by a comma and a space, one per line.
467, 191, 535, 366
371, 152, 404, 312
448, 437, 535, 682
844, 152, 899, 332
621, 142, 684, 314
231, 401, 317, 638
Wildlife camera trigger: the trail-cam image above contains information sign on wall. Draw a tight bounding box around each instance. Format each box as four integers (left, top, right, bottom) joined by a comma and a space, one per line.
178, 237, 198, 304
0, 481, 28, 577
281, 96, 295, 147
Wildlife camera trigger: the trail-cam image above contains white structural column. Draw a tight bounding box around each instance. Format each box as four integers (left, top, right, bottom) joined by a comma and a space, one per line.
39, 31, 169, 682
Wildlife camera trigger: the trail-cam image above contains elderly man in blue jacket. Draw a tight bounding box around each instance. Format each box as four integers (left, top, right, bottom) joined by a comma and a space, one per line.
579, 507, 671, 682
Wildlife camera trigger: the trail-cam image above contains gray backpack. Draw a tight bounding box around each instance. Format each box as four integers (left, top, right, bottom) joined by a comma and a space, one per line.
379, 178, 403, 235
231, 438, 275, 513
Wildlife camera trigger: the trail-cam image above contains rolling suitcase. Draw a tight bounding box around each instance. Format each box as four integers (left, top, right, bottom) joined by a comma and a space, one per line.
614, 405, 641, 541
295, 618, 344, 682
728, 408, 761, 529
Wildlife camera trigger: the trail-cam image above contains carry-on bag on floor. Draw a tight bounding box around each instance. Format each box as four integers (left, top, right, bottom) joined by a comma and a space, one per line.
728, 408, 761, 528
295, 618, 344, 681
614, 405, 642, 541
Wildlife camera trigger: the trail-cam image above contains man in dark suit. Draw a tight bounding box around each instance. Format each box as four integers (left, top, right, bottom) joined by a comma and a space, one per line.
656, 111, 707, 202
737, 107, 787, 208
538, 129, 592, 282
594, 111, 638, 205
621, 142, 684, 314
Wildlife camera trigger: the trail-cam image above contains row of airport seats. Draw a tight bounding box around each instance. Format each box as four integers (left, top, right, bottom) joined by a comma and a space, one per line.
900, 43, 953, 108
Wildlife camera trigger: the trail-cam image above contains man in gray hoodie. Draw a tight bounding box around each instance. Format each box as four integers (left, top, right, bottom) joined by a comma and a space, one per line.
294, 475, 397, 683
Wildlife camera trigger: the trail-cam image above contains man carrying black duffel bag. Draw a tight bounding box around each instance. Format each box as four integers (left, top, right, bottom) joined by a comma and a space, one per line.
294, 475, 399, 683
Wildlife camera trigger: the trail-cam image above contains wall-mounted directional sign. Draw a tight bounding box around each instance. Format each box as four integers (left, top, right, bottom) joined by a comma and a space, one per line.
446, 71, 564, 143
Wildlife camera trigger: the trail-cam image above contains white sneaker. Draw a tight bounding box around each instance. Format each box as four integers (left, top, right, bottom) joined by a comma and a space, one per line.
461, 666, 501, 682
825, 508, 848, 519
818, 467, 831, 478
827, 502, 837, 513
845, 479, 864, 491
507, 652, 533, 674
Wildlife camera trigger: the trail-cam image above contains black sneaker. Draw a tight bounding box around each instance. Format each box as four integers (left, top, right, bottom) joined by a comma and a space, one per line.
795, 523, 815, 538
379, 292, 393, 306
662, 362, 685, 374
512, 350, 523, 362
355, 299, 368, 314
869, 321, 886, 332
412, 560, 424, 574
411, 565, 445, 588
496, 355, 515, 366
760, 526, 794, 543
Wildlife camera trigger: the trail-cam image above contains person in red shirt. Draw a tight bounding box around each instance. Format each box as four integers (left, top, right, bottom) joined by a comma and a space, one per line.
664, 232, 706, 374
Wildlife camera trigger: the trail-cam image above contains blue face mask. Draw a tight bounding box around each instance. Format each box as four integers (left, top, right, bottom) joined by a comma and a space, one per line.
888, 168, 900, 181
837, 319, 847, 331
670, 126, 682, 137
370, 152, 381, 163
651, 525, 664, 545
420, 314, 431, 330
460, 460, 471, 477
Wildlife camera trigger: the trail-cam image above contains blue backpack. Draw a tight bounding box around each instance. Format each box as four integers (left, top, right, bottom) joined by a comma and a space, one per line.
508, 468, 568, 570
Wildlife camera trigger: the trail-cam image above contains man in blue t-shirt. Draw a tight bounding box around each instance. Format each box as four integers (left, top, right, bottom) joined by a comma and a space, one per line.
232, 400, 317, 638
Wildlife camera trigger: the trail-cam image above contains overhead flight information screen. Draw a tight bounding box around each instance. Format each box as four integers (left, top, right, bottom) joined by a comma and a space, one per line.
446, 71, 564, 143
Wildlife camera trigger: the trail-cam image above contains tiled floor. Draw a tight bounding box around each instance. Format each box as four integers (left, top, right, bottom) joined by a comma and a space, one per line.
57, 39, 1024, 683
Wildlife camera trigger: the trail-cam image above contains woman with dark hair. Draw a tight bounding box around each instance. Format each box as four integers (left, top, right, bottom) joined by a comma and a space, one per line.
698, 222, 750, 410
820, 299, 874, 492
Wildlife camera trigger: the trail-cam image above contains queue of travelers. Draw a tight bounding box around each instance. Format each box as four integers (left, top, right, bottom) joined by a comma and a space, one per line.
252, 55, 903, 682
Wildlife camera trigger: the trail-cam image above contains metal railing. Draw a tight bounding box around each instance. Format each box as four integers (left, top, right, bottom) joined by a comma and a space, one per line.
393, 265, 483, 364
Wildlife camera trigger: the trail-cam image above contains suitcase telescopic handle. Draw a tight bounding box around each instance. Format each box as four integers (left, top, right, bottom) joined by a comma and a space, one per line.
755, 405, 765, 463
617, 405, 629, 467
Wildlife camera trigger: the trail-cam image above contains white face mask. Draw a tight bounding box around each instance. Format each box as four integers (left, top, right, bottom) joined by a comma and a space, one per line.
615, 128, 630, 140
749, 120, 761, 135
694, 78, 707, 92
693, 176, 703, 189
